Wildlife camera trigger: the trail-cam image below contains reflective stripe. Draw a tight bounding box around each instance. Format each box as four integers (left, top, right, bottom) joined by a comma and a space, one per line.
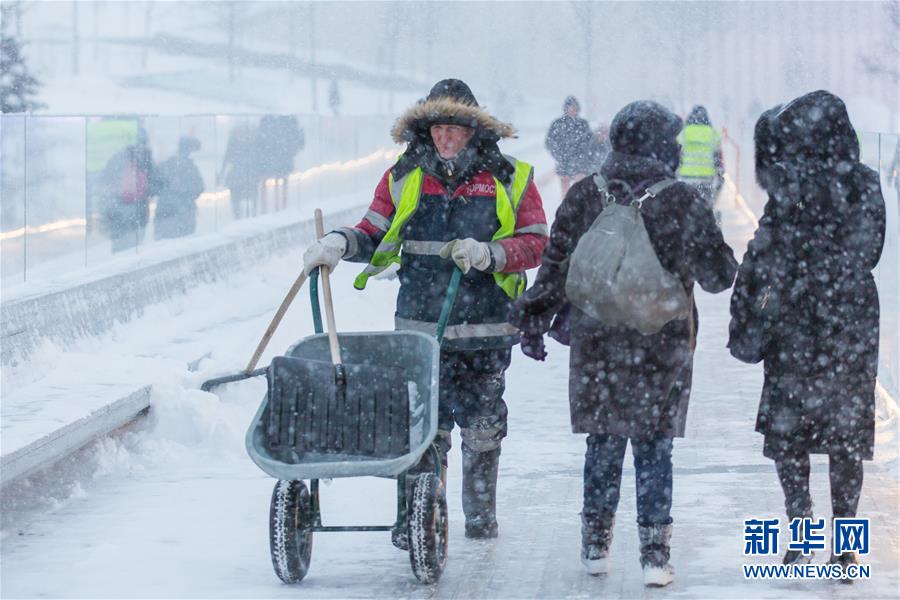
364, 210, 392, 232
389, 173, 405, 207
402, 240, 446, 255
514, 223, 549, 236
395, 317, 519, 340
376, 240, 400, 252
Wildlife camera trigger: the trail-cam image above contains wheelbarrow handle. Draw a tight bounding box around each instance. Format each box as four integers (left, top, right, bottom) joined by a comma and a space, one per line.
314, 209, 344, 369
435, 268, 462, 345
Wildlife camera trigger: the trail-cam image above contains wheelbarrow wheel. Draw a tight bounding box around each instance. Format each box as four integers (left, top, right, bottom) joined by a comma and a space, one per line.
269, 480, 313, 584
408, 472, 448, 584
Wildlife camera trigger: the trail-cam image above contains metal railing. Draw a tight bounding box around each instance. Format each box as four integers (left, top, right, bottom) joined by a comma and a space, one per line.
1, 113, 397, 287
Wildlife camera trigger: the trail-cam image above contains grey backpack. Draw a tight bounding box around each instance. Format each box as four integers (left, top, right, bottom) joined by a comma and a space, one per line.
565, 175, 690, 335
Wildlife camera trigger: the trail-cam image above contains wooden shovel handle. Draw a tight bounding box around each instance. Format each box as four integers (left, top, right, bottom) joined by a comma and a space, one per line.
244, 270, 308, 374
314, 209, 343, 366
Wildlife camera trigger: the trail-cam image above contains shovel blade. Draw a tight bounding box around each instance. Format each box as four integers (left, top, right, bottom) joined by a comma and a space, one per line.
265, 356, 410, 462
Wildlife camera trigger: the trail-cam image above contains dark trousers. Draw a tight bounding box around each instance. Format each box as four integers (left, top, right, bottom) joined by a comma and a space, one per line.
583, 433, 674, 527
437, 348, 511, 451
775, 450, 864, 520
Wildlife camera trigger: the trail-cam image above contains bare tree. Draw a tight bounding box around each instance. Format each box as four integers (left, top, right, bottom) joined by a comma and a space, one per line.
309, 1, 318, 113
71, 0, 79, 75
141, 1, 153, 69
383, 4, 401, 114
570, 2, 594, 116
861, 1, 899, 84
227, 2, 236, 83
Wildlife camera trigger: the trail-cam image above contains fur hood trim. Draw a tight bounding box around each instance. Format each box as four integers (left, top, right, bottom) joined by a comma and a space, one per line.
390, 97, 516, 144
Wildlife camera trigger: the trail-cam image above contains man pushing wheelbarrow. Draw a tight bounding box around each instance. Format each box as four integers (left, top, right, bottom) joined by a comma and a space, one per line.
302, 79, 548, 542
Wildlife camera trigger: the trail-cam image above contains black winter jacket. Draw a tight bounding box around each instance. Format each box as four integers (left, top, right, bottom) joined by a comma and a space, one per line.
545, 115, 594, 177
729, 91, 886, 460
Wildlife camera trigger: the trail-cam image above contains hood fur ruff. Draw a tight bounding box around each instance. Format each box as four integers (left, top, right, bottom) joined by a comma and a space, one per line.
390, 97, 516, 144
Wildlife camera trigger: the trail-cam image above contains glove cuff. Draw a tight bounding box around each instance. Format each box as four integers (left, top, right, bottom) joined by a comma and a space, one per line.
487, 241, 506, 272
332, 229, 358, 259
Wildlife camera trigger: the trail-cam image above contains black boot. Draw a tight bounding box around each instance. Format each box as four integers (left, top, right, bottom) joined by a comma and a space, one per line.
581, 514, 614, 575
829, 551, 859, 585
781, 520, 815, 566
639, 524, 674, 587
462, 444, 500, 539
391, 475, 414, 551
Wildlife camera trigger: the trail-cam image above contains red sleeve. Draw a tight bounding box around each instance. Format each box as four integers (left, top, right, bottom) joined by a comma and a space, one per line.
353, 169, 395, 236
497, 180, 549, 272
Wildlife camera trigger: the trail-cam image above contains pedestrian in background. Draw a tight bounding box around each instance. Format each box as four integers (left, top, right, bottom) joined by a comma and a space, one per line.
677, 105, 724, 221
545, 96, 594, 196
100, 128, 162, 252
154, 137, 204, 240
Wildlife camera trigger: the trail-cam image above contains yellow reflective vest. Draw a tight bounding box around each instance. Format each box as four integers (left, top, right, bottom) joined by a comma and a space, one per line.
354, 158, 533, 299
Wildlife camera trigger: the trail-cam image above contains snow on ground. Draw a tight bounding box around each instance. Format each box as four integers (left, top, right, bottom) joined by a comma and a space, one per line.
1, 136, 898, 599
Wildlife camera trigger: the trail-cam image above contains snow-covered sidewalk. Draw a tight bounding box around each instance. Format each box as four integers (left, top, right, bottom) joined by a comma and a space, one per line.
2, 153, 898, 599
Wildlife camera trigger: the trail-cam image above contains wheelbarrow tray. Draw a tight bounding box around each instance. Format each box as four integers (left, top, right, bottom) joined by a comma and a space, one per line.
246, 330, 440, 481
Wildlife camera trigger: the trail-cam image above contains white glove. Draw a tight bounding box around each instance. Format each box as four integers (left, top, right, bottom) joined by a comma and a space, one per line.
303, 233, 347, 275
439, 238, 492, 274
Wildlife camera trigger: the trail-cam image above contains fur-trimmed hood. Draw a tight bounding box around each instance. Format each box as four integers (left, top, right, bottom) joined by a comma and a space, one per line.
390, 96, 516, 144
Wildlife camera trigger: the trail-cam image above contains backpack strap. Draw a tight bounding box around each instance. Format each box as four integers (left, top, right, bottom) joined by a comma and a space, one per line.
634, 178, 678, 208
593, 174, 678, 209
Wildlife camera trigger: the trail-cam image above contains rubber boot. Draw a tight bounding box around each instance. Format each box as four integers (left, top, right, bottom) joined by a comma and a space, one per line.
462, 444, 500, 539
639, 523, 674, 587
581, 514, 614, 575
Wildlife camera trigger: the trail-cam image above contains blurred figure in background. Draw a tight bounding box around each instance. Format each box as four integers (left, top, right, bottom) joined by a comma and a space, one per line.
219, 121, 260, 219
584, 123, 612, 175
154, 137, 204, 240
889, 137, 900, 197
546, 96, 594, 196
676, 105, 724, 222
328, 78, 342, 116
256, 115, 305, 212
100, 128, 162, 253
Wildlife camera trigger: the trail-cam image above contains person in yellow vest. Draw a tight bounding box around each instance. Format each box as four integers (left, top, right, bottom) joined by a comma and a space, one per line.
677, 105, 724, 222
302, 79, 549, 542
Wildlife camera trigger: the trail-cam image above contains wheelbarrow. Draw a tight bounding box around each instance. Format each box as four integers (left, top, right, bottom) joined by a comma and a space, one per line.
245, 260, 462, 585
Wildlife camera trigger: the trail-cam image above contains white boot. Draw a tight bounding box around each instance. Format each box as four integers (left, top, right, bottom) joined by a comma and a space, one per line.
639, 524, 674, 588
581, 514, 613, 576
642, 564, 675, 587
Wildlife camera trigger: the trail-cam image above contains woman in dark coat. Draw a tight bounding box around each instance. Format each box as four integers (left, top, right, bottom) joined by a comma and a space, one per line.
511, 100, 737, 586
729, 91, 885, 570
